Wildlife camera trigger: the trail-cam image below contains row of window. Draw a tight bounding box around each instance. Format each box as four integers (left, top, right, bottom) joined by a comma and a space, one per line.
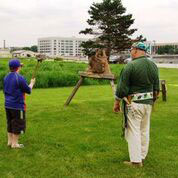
39, 40, 82, 43
39, 40, 50, 43
38, 41, 82, 45
39, 42, 81, 44
39, 46, 51, 48
40, 51, 50, 53
39, 46, 82, 48
39, 48, 82, 51
39, 48, 82, 50
39, 52, 84, 57
39, 50, 82, 53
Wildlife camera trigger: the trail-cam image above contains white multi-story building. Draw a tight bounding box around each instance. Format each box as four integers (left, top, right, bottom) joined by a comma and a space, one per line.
38, 37, 88, 57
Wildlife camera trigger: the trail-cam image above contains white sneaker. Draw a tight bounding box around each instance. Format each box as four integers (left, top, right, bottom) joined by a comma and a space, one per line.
11, 144, 24, 149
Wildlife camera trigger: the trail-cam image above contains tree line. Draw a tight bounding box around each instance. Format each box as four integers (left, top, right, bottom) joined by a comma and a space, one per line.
11, 45, 38, 53
157, 45, 178, 55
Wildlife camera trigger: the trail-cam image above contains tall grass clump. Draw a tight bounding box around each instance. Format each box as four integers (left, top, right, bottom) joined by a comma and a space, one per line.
0, 58, 123, 89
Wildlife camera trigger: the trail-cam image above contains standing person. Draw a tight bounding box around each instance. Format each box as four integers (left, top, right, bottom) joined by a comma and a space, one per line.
4, 59, 36, 148
113, 42, 160, 167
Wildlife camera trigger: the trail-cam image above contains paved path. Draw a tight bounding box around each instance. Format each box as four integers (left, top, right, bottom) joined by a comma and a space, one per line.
157, 63, 178, 68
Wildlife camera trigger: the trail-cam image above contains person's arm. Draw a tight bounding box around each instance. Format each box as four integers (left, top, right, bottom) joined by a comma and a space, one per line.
113, 98, 121, 113
3, 77, 6, 94
19, 77, 35, 94
153, 65, 160, 101
113, 64, 132, 112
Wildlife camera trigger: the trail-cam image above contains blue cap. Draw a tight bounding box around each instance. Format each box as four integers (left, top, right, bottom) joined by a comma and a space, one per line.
132, 42, 148, 52
9, 59, 21, 69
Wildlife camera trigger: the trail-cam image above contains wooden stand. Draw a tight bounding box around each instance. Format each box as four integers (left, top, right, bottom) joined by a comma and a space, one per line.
64, 75, 167, 106
64, 72, 116, 106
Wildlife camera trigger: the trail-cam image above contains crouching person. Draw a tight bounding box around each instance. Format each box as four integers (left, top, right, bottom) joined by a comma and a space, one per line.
3, 59, 35, 148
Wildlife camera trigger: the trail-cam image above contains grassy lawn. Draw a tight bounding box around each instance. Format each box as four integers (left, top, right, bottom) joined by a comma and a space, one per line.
0, 67, 178, 177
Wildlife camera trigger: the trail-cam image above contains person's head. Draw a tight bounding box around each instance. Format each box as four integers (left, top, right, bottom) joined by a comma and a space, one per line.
130, 42, 147, 59
9, 59, 23, 72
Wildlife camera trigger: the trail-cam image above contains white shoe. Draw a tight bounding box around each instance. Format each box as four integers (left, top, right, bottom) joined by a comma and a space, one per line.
11, 144, 24, 149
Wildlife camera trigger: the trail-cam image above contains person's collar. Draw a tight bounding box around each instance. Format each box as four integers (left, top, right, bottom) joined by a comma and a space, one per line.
133, 55, 146, 60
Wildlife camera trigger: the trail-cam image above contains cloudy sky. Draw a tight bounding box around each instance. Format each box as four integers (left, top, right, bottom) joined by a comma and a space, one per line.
0, 0, 177, 47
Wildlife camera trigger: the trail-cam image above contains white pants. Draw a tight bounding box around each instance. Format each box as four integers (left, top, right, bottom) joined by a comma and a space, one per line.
125, 102, 152, 163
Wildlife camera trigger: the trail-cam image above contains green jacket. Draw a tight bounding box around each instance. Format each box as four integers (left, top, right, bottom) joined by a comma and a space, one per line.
115, 56, 160, 105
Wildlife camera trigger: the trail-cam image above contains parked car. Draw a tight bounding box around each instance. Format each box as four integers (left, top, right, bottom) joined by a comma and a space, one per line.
124, 57, 132, 64
109, 55, 120, 64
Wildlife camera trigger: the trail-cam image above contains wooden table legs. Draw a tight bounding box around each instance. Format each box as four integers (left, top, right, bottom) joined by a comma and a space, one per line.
64, 76, 84, 106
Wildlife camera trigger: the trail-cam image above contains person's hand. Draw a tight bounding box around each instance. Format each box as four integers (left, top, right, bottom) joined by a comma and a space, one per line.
113, 100, 121, 113
30, 78, 36, 85
153, 91, 159, 102
29, 78, 36, 89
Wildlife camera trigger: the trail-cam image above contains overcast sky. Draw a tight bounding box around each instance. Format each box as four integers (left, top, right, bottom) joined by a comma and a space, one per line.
0, 0, 177, 47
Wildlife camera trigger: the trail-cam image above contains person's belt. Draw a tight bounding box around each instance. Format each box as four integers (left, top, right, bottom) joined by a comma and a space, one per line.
128, 92, 153, 102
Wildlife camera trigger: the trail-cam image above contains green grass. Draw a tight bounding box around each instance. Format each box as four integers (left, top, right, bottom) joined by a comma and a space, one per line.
0, 66, 178, 178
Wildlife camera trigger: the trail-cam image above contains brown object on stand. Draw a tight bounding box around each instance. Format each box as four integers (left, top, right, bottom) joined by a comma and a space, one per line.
64, 49, 116, 106
87, 49, 111, 74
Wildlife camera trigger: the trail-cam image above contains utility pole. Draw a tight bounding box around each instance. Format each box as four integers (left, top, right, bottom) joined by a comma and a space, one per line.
153, 40, 156, 54
3, 40, 6, 49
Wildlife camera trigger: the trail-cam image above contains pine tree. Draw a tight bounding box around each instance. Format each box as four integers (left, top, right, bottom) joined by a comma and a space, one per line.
80, 0, 137, 57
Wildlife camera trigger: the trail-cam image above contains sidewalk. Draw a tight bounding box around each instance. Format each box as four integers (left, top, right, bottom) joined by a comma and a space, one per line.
156, 63, 178, 69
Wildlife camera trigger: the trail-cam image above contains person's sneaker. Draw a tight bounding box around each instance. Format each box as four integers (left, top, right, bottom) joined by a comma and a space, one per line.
123, 161, 143, 167
11, 144, 24, 149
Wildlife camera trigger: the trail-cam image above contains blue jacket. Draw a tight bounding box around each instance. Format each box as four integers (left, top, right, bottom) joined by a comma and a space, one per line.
4, 72, 31, 111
